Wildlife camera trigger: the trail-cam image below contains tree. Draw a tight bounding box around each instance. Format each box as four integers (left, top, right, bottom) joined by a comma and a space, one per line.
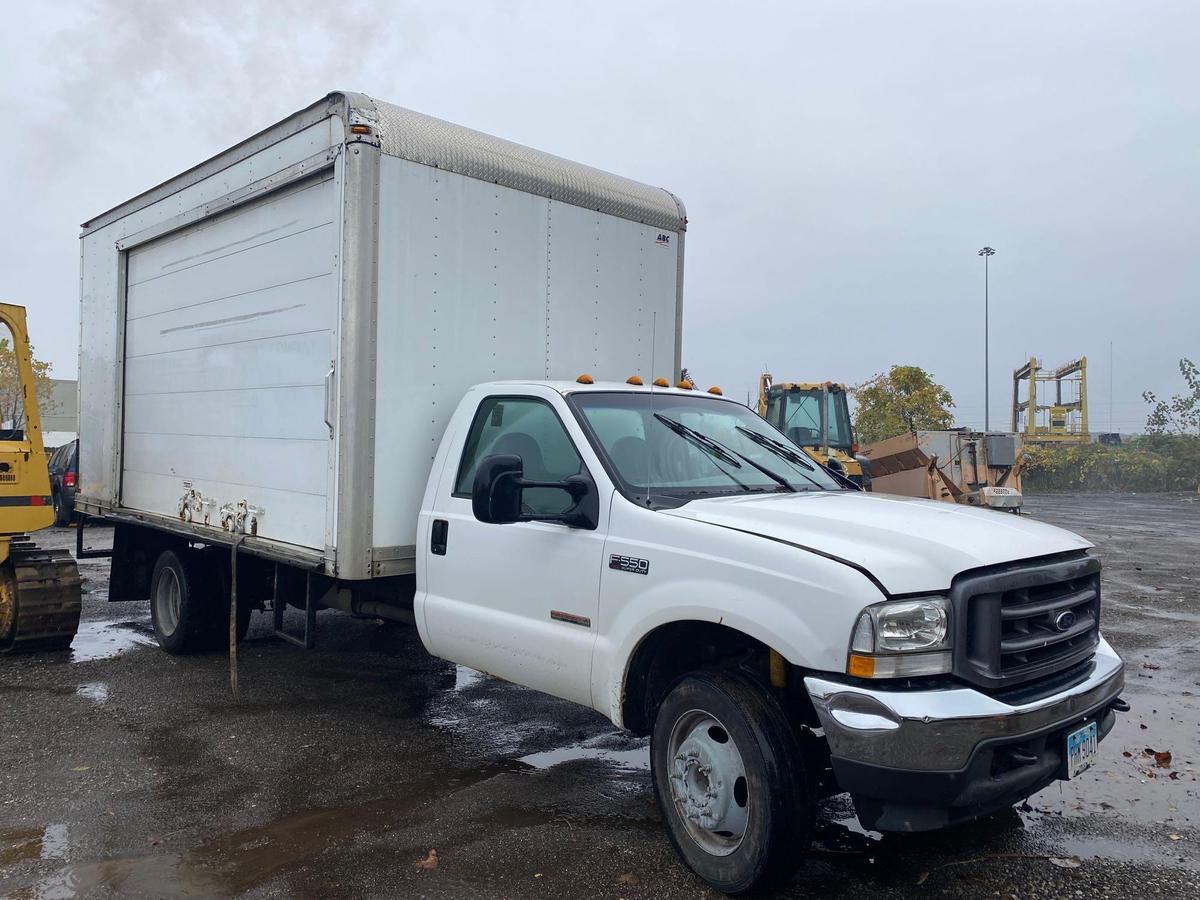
851, 365, 955, 444
1143, 358, 1199, 435
0, 334, 55, 431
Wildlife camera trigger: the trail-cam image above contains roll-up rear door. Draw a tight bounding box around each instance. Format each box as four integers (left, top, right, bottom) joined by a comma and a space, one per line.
120, 174, 339, 551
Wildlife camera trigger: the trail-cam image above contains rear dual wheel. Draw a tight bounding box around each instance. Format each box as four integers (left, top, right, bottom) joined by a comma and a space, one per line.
150, 548, 250, 653
651, 670, 813, 895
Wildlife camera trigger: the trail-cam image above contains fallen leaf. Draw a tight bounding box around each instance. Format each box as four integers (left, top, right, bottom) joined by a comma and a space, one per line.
1169, 772, 1181, 780
1143, 662, 1161, 670
617, 872, 641, 886
415, 849, 439, 871
1049, 856, 1082, 869
1122, 751, 1133, 758
1140, 724, 1148, 730
1154, 751, 1172, 768
1168, 834, 1182, 841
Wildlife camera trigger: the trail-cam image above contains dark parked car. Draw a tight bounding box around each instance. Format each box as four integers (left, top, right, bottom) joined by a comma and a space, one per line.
47, 439, 78, 527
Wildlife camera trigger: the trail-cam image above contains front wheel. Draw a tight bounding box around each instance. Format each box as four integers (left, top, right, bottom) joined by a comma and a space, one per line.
651, 670, 812, 895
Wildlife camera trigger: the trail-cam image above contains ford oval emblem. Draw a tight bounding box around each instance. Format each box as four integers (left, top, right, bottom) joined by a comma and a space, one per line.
1054, 610, 1077, 632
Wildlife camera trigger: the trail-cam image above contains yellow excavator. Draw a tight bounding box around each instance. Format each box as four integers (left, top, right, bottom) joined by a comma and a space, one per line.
0, 303, 81, 653
757, 374, 869, 487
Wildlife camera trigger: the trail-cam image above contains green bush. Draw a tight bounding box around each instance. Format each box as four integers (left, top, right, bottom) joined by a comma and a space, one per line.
1023, 435, 1200, 493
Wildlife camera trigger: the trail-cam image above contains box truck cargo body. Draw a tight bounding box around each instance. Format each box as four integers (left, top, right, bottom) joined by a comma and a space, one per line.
77, 91, 686, 578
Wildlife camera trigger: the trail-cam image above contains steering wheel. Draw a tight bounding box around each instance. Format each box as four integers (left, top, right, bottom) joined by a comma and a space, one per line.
654, 439, 695, 484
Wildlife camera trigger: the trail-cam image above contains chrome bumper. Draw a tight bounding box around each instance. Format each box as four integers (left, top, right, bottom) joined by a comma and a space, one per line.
804, 638, 1125, 772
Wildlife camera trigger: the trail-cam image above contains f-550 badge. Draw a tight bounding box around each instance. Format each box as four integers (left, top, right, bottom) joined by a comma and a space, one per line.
610, 554, 650, 575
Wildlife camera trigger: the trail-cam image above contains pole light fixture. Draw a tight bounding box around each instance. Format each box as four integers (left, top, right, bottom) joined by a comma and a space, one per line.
978, 246, 996, 430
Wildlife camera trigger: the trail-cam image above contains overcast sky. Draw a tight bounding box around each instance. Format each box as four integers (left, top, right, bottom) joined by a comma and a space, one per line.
3, 0, 1196, 433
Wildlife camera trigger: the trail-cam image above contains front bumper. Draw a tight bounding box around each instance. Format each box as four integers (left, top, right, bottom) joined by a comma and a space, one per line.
804, 638, 1125, 831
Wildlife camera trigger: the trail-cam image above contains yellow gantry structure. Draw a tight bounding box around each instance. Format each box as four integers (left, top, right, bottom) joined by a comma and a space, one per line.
1011, 356, 1089, 445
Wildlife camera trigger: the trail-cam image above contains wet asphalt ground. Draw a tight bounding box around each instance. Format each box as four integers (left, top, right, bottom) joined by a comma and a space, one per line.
1, 492, 1197, 898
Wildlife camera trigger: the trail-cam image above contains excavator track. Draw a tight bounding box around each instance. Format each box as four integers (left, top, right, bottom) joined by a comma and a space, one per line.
0, 538, 82, 654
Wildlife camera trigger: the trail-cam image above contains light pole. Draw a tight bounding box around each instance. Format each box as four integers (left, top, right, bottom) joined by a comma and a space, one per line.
978, 246, 996, 430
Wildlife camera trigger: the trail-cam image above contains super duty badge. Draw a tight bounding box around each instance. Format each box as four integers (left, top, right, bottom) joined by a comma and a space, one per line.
610, 554, 650, 575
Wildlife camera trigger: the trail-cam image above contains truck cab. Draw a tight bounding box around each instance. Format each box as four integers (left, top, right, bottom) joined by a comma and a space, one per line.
418, 377, 1125, 895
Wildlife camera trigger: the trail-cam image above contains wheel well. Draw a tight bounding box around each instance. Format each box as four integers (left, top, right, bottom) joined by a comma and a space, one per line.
620, 621, 817, 736
109, 524, 273, 606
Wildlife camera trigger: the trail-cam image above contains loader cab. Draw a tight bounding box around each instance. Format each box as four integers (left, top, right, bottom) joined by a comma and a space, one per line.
758, 376, 867, 486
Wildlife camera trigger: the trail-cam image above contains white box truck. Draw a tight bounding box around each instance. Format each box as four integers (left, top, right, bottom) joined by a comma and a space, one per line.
77, 92, 1126, 895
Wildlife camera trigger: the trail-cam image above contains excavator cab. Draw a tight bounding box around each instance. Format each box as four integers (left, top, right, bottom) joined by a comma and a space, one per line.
757, 374, 869, 488
0, 303, 81, 653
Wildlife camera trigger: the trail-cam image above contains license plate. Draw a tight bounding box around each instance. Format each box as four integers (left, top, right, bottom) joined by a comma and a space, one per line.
1066, 721, 1099, 778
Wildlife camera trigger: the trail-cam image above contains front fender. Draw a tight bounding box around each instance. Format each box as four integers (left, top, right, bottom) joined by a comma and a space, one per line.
592, 502, 885, 726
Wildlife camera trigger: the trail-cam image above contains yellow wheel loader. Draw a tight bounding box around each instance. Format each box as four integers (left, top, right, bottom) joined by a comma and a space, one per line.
0, 303, 81, 653
757, 374, 869, 487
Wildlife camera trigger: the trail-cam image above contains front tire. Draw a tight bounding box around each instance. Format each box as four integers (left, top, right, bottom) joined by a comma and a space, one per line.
651, 670, 812, 895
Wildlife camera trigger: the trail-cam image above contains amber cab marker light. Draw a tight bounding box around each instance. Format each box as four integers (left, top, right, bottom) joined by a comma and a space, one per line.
851, 442, 860, 454
847, 654, 876, 678
676, 380, 693, 390
653, 377, 670, 387
626, 375, 644, 385
349, 124, 373, 135
707, 386, 723, 395
576, 373, 595, 384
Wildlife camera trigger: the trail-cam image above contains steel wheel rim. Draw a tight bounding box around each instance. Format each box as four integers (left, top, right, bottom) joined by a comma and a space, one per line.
153, 567, 182, 636
666, 708, 750, 856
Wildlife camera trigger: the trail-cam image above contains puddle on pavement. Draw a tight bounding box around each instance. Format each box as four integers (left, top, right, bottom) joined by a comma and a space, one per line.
9, 854, 209, 900
519, 738, 649, 771
70, 621, 155, 663
453, 665, 483, 691
0, 824, 70, 866
74, 683, 109, 704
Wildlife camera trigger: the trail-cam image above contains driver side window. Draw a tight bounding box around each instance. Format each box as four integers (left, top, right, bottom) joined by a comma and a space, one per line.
454, 397, 583, 515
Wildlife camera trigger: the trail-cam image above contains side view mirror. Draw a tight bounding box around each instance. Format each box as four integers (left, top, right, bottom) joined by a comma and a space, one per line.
471, 453, 599, 529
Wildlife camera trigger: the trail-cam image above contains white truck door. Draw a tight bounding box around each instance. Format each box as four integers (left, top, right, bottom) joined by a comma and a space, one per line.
422, 394, 605, 707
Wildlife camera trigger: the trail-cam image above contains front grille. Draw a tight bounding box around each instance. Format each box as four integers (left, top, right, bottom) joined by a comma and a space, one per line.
953, 553, 1101, 691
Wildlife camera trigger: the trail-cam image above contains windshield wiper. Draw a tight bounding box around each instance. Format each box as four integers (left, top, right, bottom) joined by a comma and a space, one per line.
734, 425, 842, 491
652, 414, 755, 491
734, 426, 816, 470
655, 415, 797, 493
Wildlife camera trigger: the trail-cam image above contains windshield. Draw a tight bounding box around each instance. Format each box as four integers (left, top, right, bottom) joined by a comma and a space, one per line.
571, 391, 842, 506
779, 388, 853, 450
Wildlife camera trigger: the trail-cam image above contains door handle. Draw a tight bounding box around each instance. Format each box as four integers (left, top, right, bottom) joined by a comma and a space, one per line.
431, 519, 449, 556
323, 364, 336, 438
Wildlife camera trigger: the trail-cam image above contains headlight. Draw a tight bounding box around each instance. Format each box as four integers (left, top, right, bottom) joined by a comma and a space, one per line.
848, 596, 951, 678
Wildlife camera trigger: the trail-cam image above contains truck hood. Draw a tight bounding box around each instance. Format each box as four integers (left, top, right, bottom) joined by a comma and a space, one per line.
661, 490, 1091, 595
